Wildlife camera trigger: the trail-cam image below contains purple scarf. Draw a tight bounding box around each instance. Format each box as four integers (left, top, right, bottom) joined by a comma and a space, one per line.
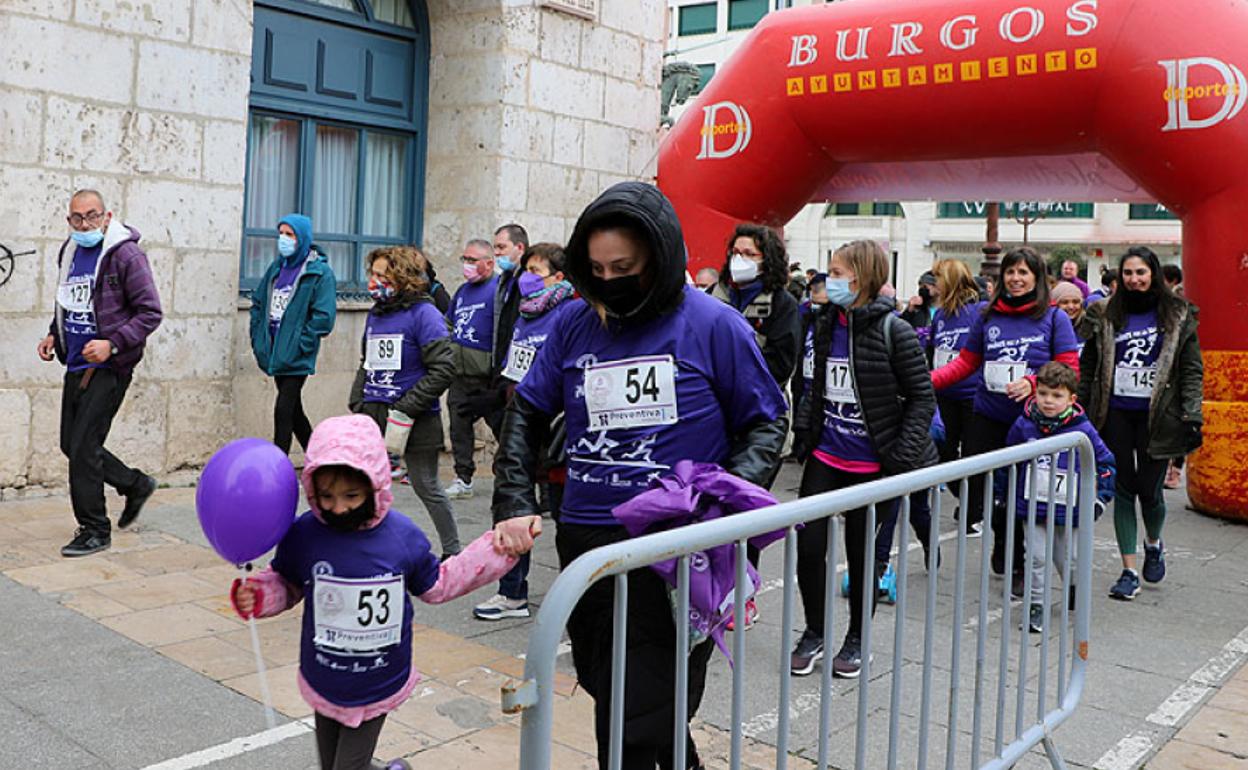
519, 281, 574, 318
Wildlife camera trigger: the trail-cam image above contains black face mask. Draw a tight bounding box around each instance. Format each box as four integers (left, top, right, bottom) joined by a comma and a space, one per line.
1122, 288, 1158, 314
588, 274, 646, 318
918, 286, 932, 302
322, 496, 375, 532
1001, 287, 1038, 307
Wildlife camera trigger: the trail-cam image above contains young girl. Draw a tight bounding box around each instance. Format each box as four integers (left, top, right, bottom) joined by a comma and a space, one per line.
348, 245, 459, 560
231, 414, 528, 770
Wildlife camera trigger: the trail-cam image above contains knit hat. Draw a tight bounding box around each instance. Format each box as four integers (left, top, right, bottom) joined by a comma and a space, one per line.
1050, 281, 1083, 304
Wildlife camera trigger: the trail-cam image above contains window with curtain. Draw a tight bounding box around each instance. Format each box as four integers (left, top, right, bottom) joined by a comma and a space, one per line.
728, 0, 768, 30
244, 0, 426, 296
694, 63, 715, 94
679, 3, 717, 36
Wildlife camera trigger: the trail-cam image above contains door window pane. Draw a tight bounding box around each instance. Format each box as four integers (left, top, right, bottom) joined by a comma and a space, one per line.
372, 0, 415, 27
364, 132, 408, 238
243, 235, 277, 284
317, 241, 354, 286
313, 125, 359, 236
245, 116, 300, 231
305, 0, 362, 13
694, 64, 715, 94
679, 3, 716, 35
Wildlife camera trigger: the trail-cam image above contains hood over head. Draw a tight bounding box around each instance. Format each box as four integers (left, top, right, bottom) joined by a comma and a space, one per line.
564, 182, 688, 325
278, 213, 314, 266
299, 414, 393, 528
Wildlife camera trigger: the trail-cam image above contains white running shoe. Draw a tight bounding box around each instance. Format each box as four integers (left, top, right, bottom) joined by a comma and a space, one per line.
444, 478, 474, 499
473, 593, 530, 620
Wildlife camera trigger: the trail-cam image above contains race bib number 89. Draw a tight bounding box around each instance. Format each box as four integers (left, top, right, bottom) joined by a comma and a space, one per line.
313, 574, 404, 652
584, 355, 678, 430
365, 334, 402, 371
984, 360, 1027, 394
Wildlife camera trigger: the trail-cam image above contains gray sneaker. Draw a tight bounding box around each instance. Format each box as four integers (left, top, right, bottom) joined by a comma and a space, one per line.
444, 478, 474, 500
789, 630, 823, 676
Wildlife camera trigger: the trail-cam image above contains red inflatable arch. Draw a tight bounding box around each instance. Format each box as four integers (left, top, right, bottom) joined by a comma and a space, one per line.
658, 0, 1248, 518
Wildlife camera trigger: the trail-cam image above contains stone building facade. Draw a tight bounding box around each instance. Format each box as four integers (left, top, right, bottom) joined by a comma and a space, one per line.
0, 0, 665, 491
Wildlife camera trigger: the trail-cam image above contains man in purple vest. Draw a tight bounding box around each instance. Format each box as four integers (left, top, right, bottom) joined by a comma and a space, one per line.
36, 190, 163, 557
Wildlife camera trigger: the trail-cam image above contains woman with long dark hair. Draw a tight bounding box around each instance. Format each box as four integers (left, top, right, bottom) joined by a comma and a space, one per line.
930, 246, 1080, 576
1078, 247, 1203, 600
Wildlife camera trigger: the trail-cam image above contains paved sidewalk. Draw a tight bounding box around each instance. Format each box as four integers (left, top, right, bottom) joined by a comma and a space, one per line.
0, 485, 799, 770
1147, 663, 1248, 769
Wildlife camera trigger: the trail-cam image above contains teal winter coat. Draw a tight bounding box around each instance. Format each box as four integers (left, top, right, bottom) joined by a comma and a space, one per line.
249, 214, 337, 376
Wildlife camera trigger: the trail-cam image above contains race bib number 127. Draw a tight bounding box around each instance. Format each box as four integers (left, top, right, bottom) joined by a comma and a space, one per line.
584, 355, 678, 430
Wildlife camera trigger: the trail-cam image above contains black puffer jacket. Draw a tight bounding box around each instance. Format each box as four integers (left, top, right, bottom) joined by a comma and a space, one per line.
793, 297, 939, 474
491, 182, 788, 523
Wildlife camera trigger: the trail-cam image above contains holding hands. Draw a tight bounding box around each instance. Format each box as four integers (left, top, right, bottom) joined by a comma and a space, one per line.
492, 515, 542, 557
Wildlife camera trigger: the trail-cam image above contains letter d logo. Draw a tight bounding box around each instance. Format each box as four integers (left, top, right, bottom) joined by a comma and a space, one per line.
1160, 57, 1248, 132
696, 101, 753, 160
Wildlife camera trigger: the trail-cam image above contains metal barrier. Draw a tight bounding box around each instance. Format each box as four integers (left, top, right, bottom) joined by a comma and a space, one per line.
505, 433, 1097, 770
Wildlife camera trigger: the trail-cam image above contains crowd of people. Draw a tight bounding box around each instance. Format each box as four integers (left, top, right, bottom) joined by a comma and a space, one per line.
38, 183, 1204, 770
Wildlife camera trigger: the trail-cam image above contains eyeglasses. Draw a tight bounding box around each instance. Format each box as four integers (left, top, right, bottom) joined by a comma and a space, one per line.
731, 249, 762, 259
67, 210, 104, 228
461, 255, 483, 264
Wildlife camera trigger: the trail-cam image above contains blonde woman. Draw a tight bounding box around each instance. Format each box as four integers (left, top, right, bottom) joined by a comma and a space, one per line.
929, 259, 988, 499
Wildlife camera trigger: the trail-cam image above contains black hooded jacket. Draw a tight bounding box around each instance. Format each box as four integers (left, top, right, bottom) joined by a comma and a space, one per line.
793, 297, 939, 474
491, 182, 788, 523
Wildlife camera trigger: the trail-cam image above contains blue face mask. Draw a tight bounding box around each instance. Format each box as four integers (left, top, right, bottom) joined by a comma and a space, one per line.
278, 234, 298, 258
826, 278, 858, 307
497, 256, 515, 272
70, 229, 104, 248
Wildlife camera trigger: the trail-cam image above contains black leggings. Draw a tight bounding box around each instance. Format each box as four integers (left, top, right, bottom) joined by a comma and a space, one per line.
937, 396, 976, 498
313, 712, 386, 770
556, 522, 713, 770
960, 411, 1025, 568
273, 375, 313, 454
797, 460, 897, 640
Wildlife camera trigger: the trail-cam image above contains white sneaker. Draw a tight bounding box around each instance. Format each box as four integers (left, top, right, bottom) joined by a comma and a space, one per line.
444, 478, 474, 499
473, 593, 530, 620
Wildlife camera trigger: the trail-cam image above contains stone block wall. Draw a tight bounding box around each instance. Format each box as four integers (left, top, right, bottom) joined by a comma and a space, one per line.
0, 0, 252, 489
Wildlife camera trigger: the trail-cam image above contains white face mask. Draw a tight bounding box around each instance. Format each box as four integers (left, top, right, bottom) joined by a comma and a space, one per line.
730, 254, 760, 284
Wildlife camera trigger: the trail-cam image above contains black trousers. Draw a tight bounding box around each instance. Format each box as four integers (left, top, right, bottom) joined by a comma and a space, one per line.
446, 379, 503, 483
313, 712, 386, 770
60, 369, 143, 537
273, 375, 313, 454
937, 396, 976, 499
556, 522, 714, 770
797, 460, 897, 640
960, 411, 1026, 568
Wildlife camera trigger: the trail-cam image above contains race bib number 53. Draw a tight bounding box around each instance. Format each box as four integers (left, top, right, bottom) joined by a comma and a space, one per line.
313, 574, 404, 652
584, 355, 678, 430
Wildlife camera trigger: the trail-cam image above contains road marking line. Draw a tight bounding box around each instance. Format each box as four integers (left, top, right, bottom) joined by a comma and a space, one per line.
139, 717, 315, 770
1093, 624, 1248, 769
741, 691, 824, 738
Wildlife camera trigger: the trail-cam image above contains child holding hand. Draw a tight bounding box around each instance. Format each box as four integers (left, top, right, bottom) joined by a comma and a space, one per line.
231, 414, 536, 770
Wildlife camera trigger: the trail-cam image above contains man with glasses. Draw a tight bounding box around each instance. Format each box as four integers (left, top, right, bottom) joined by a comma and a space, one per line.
36, 190, 162, 557
444, 239, 504, 503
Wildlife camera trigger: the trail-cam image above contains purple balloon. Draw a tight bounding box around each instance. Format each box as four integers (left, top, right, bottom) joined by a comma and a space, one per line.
196, 438, 299, 565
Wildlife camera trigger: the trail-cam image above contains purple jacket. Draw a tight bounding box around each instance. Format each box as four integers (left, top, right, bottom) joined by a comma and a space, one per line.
51, 221, 162, 377
613, 460, 787, 659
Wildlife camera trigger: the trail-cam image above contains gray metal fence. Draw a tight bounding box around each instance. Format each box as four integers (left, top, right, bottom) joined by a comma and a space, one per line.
504, 433, 1098, 769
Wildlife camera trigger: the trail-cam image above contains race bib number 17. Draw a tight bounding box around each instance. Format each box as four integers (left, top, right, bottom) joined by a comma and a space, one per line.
584, 355, 678, 430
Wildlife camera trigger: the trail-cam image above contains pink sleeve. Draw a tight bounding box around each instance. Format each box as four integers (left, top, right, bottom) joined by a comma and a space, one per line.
230, 566, 302, 619
418, 531, 519, 605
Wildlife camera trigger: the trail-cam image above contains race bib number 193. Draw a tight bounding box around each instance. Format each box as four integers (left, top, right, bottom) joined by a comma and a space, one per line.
502, 342, 538, 382
584, 355, 678, 430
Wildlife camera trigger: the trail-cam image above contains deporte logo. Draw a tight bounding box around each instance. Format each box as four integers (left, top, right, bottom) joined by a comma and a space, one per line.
696, 101, 753, 160
1159, 57, 1247, 132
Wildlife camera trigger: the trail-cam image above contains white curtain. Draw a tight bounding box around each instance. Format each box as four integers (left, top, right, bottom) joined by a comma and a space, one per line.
244, 116, 300, 278
372, 0, 414, 27
313, 125, 359, 279
308, 0, 360, 13
364, 132, 407, 238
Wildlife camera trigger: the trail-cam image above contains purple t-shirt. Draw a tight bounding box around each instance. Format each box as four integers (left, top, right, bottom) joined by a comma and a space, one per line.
362, 301, 449, 410
965, 306, 1078, 425
448, 276, 497, 352
502, 301, 568, 383
517, 288, 787, 526
931, 302, 985, 402
60, 244, 103, 372
268, 261, 303, 339
814, 315, 879, 466
1109, 308, 1163, 412
270, 509, 440, 707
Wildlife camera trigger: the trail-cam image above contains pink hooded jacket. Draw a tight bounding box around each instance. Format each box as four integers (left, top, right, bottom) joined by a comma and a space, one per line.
230, 414, 516, 727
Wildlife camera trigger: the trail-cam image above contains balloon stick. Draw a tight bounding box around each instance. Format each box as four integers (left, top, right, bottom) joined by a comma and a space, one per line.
241, 564, 278, 729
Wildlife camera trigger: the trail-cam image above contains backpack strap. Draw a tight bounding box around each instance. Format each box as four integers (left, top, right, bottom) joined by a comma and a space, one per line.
882, 312, 896, 358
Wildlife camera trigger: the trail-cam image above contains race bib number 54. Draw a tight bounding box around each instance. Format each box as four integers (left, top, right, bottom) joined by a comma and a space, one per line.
584, 355, 678, 430
313, 574, 403, 652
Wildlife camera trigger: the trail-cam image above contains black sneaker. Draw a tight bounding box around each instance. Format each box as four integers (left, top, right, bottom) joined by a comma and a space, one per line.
1142, 541, 1166, 584
1011, 570, 1026, 600
991, 547, 1005, 576
1108, 569, 1141, 601
832, 634, 864, 679
118, 474, 157, 529
61, 528, 111, 558
1067, 585, 1077, 613
1027, 603, 1044, 634
789, 629, 823, 676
